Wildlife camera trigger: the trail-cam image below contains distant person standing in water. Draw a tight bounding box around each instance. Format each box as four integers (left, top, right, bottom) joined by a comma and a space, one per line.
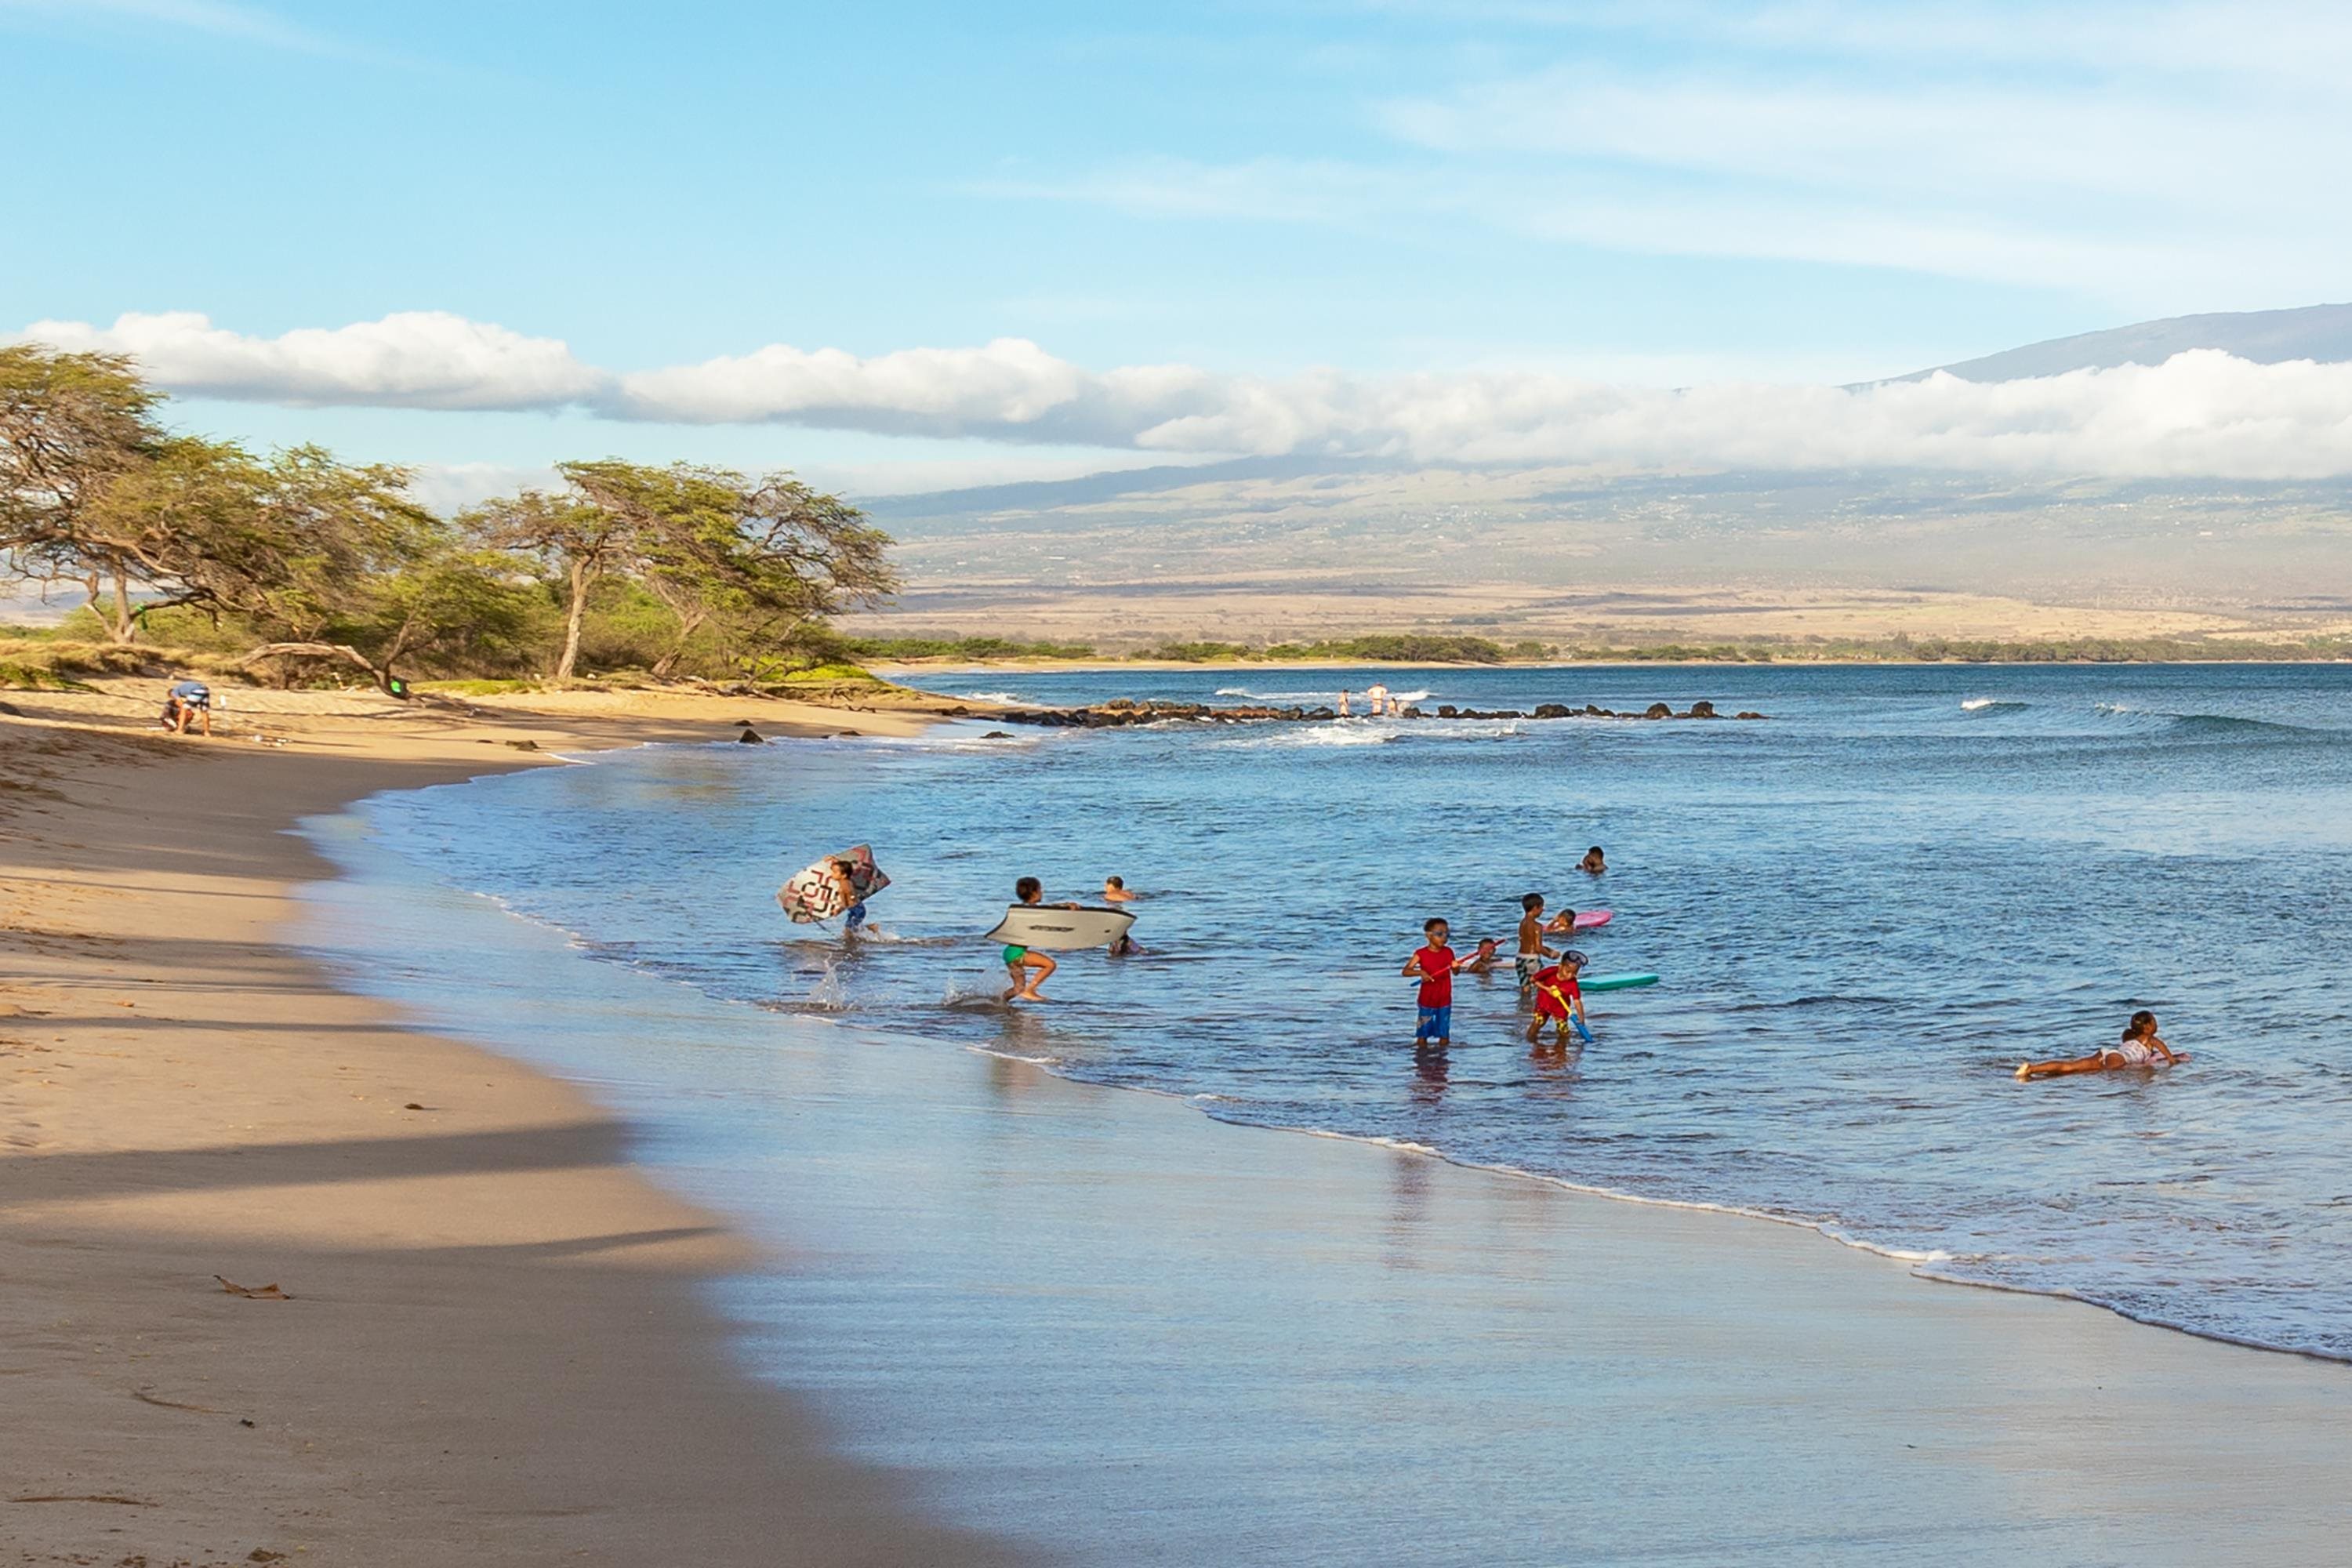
1338, 689, 1352, 717
1580, 846, 1606, 875
2016, 1011, 2186, 1080
1515, 893, 1559, 996
1403, 917, 1464, 1049
1366, 682, 1390, 717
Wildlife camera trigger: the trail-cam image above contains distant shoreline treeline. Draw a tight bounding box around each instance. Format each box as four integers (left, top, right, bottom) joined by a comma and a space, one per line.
848, 632, 2352, 666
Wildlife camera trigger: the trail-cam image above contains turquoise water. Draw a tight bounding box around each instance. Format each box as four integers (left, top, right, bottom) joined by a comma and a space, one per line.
339, 664, 2352, 1359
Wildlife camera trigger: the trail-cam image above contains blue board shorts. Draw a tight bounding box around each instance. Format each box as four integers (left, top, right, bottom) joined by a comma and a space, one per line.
1415, 1004, 1452, 1042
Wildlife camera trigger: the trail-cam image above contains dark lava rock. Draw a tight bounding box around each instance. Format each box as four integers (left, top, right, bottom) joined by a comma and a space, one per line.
1687, 700, 1717, 718
982, 730, 1013, 739
1737, 710, 1766, 720
1437, 705, 1460, 717
1534, 704, 1572, 719
1644, 702, 1674, 719
736, 727, 765, 743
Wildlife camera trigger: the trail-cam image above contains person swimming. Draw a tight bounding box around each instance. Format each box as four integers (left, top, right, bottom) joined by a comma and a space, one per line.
1579, 846, 1606, 875
2016, 1011, 2186, 1080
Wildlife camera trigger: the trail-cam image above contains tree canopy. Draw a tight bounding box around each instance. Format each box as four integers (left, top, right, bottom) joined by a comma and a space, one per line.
1, 347, 896, 688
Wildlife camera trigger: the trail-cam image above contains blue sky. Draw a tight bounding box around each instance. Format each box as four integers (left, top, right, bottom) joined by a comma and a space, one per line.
7, 1, 2350, 495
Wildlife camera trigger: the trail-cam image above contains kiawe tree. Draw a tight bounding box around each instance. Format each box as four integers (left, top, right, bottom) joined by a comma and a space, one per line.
0, 343, 172, 641
472, 459, 897, 683
234, 448, 531, 694
463, 484, 635, 683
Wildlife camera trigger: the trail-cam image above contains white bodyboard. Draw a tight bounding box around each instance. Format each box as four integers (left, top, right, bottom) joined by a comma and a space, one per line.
985, 904, 1136, 950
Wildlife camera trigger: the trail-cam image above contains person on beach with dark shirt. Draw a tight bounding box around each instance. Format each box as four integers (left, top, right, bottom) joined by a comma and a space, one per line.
1580, 846, 1606, 875
2016, 1011, 2185, 1080
1403, 918, 1464, 1048
162, 680, 212, 736
1515, 893, 1558, 995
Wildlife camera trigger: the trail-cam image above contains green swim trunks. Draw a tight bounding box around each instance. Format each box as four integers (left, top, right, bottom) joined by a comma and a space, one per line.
1002, 944, 1029, 966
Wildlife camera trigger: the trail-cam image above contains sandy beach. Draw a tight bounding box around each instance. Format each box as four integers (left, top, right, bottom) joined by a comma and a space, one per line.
1, 691, 1027, 1566
9, 681, 2352, 1563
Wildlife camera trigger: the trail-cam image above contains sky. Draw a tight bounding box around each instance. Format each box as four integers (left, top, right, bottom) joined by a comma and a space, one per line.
7, 0, 2352, 498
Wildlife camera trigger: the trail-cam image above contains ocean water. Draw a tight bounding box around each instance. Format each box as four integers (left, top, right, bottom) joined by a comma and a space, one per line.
347, 663, 2352, 1360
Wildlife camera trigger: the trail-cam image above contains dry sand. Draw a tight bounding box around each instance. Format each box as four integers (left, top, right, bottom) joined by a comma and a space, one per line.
0, 690, 1028, 1566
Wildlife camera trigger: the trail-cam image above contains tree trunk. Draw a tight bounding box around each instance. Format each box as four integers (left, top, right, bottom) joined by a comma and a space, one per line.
104, 573, 137, 644
242, 642, 398, 695
650, 610, 707, 680
555, 559, 590, 684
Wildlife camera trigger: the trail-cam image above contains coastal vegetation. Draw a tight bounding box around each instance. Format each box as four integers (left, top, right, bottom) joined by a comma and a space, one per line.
0, 344, 894, 693
846, 631, 2352, 666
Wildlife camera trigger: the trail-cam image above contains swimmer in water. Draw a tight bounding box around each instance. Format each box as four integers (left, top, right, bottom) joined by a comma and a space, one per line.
1579, 845, 1606, 875
2015, 1011, 2186, 1080
1461, 937, 1502, 975
1103, 875, 1138, 903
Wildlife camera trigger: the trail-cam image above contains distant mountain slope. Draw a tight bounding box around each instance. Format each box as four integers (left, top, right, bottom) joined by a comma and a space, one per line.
1904, 303, 2352, 383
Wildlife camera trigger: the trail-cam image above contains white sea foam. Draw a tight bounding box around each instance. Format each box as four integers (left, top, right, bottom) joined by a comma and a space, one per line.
954, 690, 1025, 703
1961, 697, 1998, 711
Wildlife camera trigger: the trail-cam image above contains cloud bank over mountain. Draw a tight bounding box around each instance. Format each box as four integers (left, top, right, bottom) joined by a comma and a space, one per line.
27, 308, 2352, 481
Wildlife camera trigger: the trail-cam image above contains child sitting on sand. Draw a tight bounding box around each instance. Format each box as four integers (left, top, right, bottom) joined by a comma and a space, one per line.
2016, 1011, 2185, 1080
1526, 950, 1589, 1047
1402, 919, 1464, 1049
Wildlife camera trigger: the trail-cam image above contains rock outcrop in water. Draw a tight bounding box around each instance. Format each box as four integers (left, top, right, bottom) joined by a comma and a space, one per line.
990, 698, 1766, 728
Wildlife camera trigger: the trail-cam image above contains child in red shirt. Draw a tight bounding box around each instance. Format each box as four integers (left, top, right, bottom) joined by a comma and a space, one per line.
1526, 949, 1589, 1047
1401, 917, 1464, 1047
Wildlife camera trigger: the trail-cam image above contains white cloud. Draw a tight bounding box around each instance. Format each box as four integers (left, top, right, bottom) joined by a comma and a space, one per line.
24, 312, 2352, 479
25, 311, 608, 411
990, 2, 2352, 310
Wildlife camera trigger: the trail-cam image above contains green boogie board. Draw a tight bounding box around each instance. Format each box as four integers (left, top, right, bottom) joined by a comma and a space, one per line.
1581, 972, 1661, 993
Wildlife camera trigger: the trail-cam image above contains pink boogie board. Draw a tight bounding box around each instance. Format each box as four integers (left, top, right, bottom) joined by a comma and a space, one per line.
1573, 909, 1612, 930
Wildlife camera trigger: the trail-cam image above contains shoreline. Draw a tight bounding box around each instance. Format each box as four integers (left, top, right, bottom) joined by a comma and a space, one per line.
295, 809, 2352, 1563
0, 700, 1027, 1566
13, 689, 2352, 1560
